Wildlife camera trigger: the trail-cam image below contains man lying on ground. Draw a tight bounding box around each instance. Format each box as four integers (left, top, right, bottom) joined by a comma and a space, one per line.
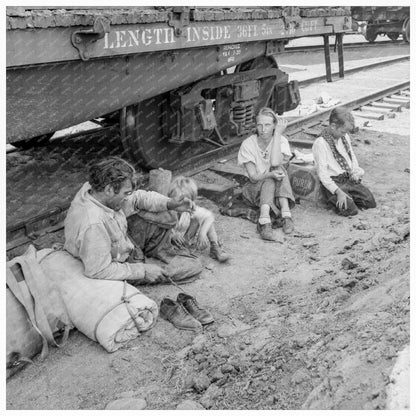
64, 156, 199, 284
312, 107, 376, 216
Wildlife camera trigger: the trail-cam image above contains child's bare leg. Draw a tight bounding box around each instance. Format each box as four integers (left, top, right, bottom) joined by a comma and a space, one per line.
207, 224, 219, 244
199, 214, 214, 244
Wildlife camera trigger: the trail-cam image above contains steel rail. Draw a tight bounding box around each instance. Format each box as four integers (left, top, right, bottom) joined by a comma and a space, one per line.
297, 55, 409, 87
284, 39, 409, 53
6, 75, 410, 255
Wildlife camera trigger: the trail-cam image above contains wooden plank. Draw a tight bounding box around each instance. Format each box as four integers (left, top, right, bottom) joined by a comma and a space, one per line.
210, 161, 245, 177
371, 102, 402, 111
7, 14, 351, 66
352, 111, 384, 120
360, 105, 393, 114
390, 94, 411, 101
383, 97, 410, 108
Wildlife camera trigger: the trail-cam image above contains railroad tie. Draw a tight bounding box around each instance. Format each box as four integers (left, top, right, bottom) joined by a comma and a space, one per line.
370, 102, 402, 112
352, 111, 384, 121
383, 97, 410, 108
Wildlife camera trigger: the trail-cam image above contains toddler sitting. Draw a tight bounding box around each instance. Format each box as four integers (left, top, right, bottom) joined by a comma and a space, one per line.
168, 176, 230, 263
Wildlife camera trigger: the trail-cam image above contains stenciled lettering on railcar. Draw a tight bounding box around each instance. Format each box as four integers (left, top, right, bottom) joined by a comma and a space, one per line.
221, 43, 241, 62
103, 20, 321, 50
300, 20, 318, 33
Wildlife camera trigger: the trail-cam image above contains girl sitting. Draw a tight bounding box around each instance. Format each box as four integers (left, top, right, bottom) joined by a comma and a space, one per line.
168, 176, 230, 263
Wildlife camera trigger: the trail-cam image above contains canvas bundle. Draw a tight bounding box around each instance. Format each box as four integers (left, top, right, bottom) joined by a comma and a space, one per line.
6, 245, 73, 377
38, 249, 158, 352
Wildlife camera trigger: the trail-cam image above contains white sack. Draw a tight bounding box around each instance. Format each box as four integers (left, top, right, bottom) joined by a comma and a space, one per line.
38, 249, 158, 352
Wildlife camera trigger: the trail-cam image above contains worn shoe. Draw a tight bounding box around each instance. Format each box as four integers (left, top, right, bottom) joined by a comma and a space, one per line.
272, 217, 284, 229
177, 292, 214, 325
257, 222, 277, 241
159, 297, 202, 332
282, 217, 294, 234
210, 243, 230, 263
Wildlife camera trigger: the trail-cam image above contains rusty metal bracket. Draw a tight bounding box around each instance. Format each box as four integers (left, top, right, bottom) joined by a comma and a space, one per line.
168, 6, 191, 37
266, 40, 285, 56
323, 17, 335, 33
71, 16, 110, 61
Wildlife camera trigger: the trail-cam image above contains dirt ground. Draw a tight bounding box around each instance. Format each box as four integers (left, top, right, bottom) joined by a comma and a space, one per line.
6, 107, 410, 410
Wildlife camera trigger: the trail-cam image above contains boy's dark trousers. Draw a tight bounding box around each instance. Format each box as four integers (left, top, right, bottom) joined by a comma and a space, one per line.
322, 173, 376, 216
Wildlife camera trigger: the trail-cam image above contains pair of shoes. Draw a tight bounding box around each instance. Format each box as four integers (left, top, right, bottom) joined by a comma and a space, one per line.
282, 217, 294, 234
210, 243, 230, 263
257, 222, 277, 241
160, 293, 214, 331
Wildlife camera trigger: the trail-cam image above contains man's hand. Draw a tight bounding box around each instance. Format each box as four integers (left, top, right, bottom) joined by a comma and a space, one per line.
335, 188, 352, 210
143, 264, 168, 284
274, 118, 288, 135
167, 196, 195, 213
269, 169, 285, 181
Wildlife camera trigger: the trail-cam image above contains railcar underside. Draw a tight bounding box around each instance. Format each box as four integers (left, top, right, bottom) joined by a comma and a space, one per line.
7, 6, 351, 168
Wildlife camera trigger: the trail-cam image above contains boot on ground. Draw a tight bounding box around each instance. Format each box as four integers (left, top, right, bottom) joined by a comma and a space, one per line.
209, 242, 230, 263
282, 217, 294, 234
257, 222, 277, 241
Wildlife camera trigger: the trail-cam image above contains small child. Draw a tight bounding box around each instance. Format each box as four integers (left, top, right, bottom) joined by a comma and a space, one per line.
168, 176, 230, 263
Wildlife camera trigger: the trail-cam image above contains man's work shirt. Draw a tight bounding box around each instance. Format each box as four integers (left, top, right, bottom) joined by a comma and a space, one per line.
238, 134, 292, 176
64, 182, 170, 281
312, 133, 364, 194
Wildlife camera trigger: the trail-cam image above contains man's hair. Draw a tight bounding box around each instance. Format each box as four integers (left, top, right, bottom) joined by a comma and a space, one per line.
168, 176, 198, 201
256, 107, 278, 123
329, 107, 354, 128
88, 157, 136, 193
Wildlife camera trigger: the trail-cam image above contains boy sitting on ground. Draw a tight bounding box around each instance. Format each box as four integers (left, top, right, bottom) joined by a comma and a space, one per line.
312, 107, 376, 216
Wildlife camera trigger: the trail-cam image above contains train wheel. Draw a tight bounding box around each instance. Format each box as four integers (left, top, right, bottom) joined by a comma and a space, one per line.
402, 18, 410, 43
387, 32, 400, 41
120, 93, 211, 170
11, 133, 53, 149
364, 30, 378, 43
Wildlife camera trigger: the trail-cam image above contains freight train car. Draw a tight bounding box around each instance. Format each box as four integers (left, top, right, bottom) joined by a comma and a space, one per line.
351, 6, 410, 43
7, 6, 352, 168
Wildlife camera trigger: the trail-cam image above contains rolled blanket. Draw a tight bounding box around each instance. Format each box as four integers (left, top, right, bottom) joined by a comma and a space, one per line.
38, 249, 158, 353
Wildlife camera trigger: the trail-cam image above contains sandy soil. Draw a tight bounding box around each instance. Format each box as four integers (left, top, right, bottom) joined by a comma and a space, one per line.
6, 108, 410, 410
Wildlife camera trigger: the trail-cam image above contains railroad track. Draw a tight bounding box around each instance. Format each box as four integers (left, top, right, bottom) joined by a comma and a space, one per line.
284, 39, 409, 53
6, 58, 410, 257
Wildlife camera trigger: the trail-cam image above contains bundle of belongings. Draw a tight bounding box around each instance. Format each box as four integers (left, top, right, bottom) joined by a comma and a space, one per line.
6, 245, 159, 377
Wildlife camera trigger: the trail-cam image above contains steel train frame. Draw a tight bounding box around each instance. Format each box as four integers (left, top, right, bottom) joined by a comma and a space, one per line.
351, 7, 410, 43
7, 7, 352, 167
